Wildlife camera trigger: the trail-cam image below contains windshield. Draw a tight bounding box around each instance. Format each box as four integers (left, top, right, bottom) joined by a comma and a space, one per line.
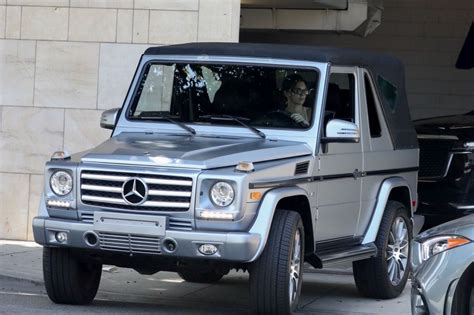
127, 62, 319, 130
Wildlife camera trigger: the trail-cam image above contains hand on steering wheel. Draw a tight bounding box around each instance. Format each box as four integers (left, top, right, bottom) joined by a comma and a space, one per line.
290, 113, 310, 127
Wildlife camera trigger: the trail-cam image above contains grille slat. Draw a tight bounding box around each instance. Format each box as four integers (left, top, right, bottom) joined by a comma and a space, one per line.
98, 232, 161, 255
81, 173, 192, 186
81, 170, 192, 212
82, 195, 190, 208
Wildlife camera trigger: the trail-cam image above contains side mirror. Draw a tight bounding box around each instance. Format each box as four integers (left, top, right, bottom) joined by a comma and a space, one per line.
100, 108, 120, 130
321, 119, 360, 144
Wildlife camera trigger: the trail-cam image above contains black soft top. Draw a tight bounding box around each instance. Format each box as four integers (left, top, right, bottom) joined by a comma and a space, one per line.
144, 43, 418, 150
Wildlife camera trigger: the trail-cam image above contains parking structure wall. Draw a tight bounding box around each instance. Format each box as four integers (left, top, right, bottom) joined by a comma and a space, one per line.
0, 0, 241, 241
241, 0, 474, 120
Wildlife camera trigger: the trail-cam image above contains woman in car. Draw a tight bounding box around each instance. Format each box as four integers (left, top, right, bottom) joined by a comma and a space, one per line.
282, 74, 312, 127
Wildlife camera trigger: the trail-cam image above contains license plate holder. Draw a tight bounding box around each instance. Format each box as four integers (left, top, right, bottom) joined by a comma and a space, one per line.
93, 212, 166, 237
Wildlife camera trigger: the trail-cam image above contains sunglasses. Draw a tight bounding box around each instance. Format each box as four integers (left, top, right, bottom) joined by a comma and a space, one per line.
291, 88, 311, 96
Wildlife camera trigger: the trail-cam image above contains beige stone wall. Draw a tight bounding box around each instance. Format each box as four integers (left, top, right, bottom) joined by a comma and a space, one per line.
0, 0, 240, 240
241, 0, 474, 120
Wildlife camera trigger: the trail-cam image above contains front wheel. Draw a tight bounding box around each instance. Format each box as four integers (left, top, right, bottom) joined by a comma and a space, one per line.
250, 210, 304, 314
43, 247, 102, 305
353, 201, 412, 299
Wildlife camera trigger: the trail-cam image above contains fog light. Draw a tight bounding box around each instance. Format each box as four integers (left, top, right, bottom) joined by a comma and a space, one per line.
198, 244, 218, 255
55, 231, 68, 243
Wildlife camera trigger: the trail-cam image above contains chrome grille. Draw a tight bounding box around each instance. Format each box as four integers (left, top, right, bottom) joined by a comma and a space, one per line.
98, 232, 161, 255
81, 170, 192, 211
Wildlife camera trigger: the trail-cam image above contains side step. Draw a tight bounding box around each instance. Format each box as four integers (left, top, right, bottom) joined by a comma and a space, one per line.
307, 244, 377, 268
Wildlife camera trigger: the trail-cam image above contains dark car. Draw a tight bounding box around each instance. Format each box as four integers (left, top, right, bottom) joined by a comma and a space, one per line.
415, 110, 474, 230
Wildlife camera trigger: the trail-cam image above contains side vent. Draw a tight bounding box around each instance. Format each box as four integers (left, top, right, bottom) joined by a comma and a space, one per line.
295, 161, 310, 175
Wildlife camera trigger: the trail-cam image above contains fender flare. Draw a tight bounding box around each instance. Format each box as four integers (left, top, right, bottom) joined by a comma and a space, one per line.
247, 186, 310, 262
362, 177, 413, 244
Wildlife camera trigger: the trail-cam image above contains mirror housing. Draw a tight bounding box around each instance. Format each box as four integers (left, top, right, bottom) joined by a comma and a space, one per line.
100, 108, 120, 130
321, 119, 360, 144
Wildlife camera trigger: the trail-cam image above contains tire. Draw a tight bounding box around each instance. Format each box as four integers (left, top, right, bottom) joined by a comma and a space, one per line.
250, 210, 304, 315
353, 201, 412, 299
177, 270, 225, 283
451, 264, 474, 315
43, 247, 102, 305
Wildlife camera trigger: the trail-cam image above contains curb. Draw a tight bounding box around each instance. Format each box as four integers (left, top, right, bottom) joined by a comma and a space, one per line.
0, 274, 44, 286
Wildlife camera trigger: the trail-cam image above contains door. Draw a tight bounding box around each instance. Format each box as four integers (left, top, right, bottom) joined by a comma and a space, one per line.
314, 67, 363, 241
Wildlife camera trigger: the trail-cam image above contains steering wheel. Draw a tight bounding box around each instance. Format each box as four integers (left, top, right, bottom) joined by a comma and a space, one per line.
250, 110, 302, 128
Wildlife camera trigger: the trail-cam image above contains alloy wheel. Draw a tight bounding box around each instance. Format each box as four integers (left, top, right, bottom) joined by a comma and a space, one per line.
386, 217, 409, 285
289, 229, 302, 305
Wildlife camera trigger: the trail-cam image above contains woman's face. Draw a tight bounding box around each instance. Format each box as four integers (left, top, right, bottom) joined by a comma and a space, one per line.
285, 81, 308, 107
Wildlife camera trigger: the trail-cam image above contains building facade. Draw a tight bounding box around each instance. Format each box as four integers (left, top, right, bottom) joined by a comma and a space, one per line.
0, 0, 240, 240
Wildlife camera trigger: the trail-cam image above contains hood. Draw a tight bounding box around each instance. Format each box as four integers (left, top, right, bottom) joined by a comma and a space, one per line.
416, 214, 474, 240
414, 111, 474, 141
80, 132, 312, 169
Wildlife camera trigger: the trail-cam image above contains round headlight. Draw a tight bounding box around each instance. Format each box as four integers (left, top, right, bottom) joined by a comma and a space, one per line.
210, 182, 235, 207
50, 171, 73, 196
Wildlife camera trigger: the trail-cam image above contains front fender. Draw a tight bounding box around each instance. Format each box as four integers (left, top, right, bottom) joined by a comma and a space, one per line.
247, 186, 309, 262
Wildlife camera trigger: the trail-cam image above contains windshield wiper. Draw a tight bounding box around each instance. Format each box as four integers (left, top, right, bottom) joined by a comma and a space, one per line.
200, 115, 266, 139
139, 114, 196, 136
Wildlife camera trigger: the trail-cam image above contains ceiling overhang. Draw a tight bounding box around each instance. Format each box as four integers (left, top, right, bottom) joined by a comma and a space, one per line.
240, 0, 383, 37
241, 0, 348, 10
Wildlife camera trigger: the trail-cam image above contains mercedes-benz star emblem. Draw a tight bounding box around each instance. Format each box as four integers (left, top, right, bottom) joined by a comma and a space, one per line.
122, 178, 148, 205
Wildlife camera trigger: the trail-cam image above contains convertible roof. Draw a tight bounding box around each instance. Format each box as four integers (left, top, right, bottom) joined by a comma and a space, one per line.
144, 42, 400, 68
144, 43, 418, 150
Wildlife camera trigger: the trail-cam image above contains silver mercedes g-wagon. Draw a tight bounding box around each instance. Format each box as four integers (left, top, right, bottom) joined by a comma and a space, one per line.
33, 43, 419, 314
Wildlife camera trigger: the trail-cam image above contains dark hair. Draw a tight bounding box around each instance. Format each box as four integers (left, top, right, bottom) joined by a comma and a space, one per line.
282, 74, 307, 92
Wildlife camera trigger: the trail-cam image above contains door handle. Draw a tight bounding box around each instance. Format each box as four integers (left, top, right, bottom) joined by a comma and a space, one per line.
353, 169, 366, 179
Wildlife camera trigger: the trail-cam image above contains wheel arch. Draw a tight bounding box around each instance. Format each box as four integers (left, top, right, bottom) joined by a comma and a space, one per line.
247, 186, 313, 262
362, 177, 414, 244
276, 195, 314, 255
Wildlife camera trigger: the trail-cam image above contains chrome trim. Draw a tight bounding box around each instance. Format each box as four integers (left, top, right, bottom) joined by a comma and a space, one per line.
417, 134, 459, 140
448, 203, 474, 210
81, 184, 121, 193
148, 190, 192, 197
81, 173, 192, 186
82, 195, 190, 208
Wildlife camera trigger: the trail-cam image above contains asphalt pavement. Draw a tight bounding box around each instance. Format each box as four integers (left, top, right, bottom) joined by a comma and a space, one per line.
0, 240, 411, 314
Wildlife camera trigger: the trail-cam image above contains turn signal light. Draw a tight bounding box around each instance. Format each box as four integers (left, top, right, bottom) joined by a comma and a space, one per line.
250, 191, 262, 201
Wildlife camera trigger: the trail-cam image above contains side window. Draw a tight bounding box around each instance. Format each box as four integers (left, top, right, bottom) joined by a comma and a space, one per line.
364, 74, 382, 138
325, 73, 355, 126
377, 75, 398, 112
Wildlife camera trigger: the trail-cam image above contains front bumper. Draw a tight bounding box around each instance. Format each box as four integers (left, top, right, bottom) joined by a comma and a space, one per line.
33, 215, 261, 263
410, 241, 474, 314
